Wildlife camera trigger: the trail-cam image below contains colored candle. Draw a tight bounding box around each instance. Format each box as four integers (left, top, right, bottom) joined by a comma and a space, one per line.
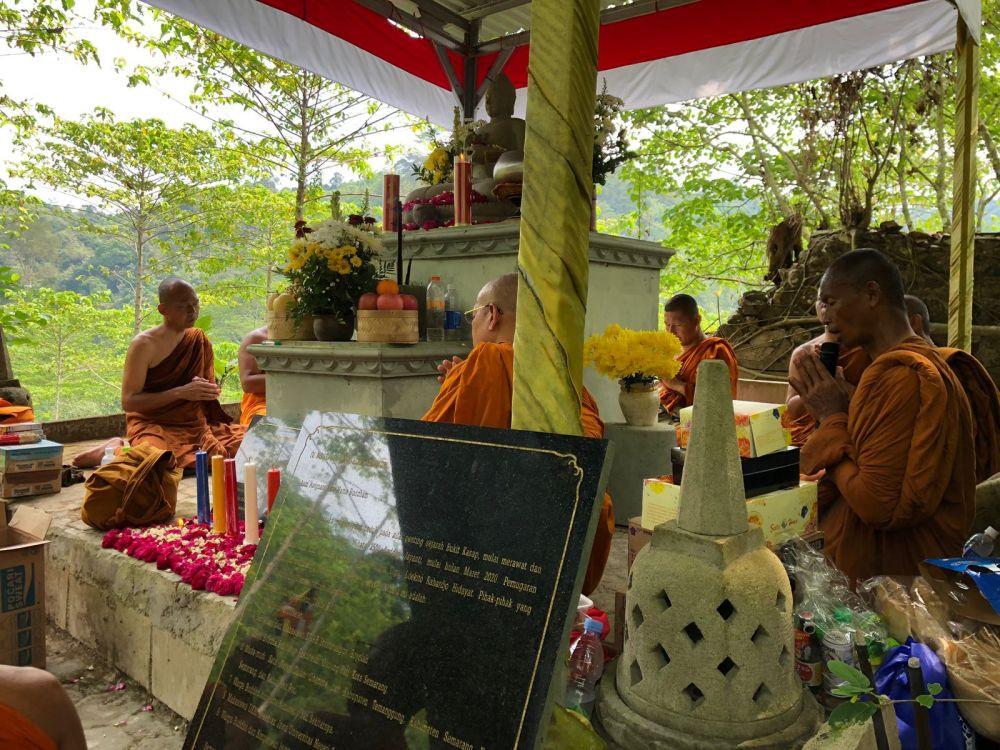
244, 463, 260, 545
382, 173, 400, 232
211, 455, 226, 535
453, 154, 472, 226
224, 459, 239, 538
194, 451, 210, 524
267, 467, 281, 513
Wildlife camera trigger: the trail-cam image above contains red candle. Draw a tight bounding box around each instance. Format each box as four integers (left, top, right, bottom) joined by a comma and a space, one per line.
224, 459, 239, 538
267, 467, 281, 512
382, 173, 400, 232
453, 154, 472, 226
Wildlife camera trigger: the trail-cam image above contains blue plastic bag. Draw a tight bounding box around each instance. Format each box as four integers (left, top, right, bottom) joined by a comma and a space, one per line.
875, 638, 973, 749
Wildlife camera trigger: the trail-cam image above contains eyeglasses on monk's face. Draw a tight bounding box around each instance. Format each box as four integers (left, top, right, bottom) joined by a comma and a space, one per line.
464, 302, 503, 322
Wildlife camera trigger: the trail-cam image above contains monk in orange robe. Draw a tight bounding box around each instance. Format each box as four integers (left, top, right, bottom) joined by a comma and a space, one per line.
120, 278, 244, 469
239, 325, 269, 426
659, 293, 738, 415
791, 250, 975, 584
0, 664, 86, 749
906, 294, 1000, 483
424, 273, 614, 595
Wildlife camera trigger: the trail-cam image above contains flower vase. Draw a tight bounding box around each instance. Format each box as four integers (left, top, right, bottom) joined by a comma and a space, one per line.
313, 312, 355, 342
618, 380, 659, 426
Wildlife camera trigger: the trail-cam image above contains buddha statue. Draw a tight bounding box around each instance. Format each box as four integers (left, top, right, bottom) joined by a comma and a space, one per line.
403, 74, 522, 228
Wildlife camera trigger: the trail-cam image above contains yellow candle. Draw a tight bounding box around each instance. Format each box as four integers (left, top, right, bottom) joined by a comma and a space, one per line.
244, 463, 260, 545
211, 454, 227, 535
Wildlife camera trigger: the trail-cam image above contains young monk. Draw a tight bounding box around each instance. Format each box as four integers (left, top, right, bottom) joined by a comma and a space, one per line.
238, 325, 269, 427
783, 301, 871, 447
790, 249, 975, 583
424, 273, 614, 595
905, 294, 999, 482
120, 278, 243, 469
659, 293, 738, 416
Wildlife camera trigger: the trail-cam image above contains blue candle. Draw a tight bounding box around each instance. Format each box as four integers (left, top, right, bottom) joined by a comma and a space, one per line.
195, 451, 210, 524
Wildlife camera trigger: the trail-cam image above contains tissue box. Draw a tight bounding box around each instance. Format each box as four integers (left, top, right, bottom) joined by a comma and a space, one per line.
642, 478, 817, 549
676, 401, 790, 457
628, 517, 653, 570
0, 441, 63, 474
0, 470, 61, 500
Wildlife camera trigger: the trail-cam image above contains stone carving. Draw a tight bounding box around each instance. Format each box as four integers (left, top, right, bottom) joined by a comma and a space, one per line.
248, 343, 463, 379
597, 360, 820, 748
403, 74, 521, 227
0, 326, 32, 408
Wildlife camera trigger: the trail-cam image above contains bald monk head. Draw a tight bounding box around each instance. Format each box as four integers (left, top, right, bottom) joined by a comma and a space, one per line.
818, 248, 914, 359
663, 294, 705, 350
157, 277, 200, 332
469, 272, 518, 346
904, 294, 934, 345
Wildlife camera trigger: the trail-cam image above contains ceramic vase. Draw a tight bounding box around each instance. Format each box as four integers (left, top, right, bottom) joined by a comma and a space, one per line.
618, 380, 659, 426
312, 312, 355, 342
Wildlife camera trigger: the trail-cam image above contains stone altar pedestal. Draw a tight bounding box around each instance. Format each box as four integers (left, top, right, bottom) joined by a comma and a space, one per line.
604, 422, 675, 524
254, 223, 673, 425
391, 221, 673, 419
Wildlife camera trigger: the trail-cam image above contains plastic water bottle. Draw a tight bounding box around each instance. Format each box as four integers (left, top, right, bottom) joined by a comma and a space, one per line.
426, 276, 445, 342
444, 285, 461, 341
100, 446, 117, 466
963, 526, 998, 558
565, 617, 604, 717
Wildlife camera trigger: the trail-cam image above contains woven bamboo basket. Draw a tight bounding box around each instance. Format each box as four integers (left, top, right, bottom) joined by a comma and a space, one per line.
356, 309, 418, 344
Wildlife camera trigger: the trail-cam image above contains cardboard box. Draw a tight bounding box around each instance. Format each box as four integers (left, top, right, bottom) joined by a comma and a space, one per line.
0, 440, 63, 474
0, 504, 51, 668
642, 478, 817, 550
0, 470, 60, 499
676, 401, 790, 458
627, 516, 653, 570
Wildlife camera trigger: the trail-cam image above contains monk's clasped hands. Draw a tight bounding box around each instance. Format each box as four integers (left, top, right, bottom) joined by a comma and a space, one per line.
177, 376, 222, 402
788, 348, 851, 423
436, 356, 464, 383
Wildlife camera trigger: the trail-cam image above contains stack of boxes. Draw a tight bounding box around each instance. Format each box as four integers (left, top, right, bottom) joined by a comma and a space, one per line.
629, 401, 818, 569
0, 428, 63, 500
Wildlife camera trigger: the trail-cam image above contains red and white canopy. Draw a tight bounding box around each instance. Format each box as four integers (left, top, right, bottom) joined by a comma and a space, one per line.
143, 0, 981, 127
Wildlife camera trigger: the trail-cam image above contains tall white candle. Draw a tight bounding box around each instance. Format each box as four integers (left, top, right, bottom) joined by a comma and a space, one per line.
244, 462, 260, 545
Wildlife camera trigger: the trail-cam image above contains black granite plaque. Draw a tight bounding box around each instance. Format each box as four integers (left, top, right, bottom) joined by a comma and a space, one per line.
236, 417, 302, 514
185, 411, 609, 750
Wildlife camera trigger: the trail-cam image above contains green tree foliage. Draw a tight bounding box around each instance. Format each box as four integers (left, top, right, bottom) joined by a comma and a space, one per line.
13, 111, 251, 333
8, 287, 132, 420
129, 13, 406, 219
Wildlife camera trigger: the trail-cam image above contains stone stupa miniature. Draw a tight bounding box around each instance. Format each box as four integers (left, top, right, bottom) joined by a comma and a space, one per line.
597, 359, 821, 748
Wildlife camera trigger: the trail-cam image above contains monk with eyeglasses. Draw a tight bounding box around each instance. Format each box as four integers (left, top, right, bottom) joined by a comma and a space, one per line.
423, 273, 614, 595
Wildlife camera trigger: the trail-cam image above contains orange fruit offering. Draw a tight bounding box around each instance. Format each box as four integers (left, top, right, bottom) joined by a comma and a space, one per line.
376, 279, 399, 296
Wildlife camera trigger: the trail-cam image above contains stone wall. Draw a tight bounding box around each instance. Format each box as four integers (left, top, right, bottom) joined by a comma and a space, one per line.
719, 228, 1000, 383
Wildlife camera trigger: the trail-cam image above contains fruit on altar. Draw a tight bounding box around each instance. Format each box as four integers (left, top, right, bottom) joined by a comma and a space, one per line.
271, 292, 294, 315
376, 279, 400, 296
358, 293, 379, 310
401, 294, 418, 311
266, 292, 280, 311
376, 294, 404, 310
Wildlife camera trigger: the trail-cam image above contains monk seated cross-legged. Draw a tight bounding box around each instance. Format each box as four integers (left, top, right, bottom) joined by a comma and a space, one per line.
120, 278, 244, 469
239, 325, 269, 427
905, 294, 1000, 483
790, 249, 976, 584
423, 273, 614, 596
659, 293, 738, 417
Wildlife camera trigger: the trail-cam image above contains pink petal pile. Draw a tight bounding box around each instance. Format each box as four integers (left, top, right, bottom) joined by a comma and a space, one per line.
101, 519, 262, 597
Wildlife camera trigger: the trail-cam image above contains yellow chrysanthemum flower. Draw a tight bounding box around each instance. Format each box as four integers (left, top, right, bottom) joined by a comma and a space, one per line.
584, 325, 682, 382
350, 255, 362, 268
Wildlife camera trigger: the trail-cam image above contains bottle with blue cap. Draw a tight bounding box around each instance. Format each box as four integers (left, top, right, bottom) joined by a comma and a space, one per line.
565, 616, 604, 717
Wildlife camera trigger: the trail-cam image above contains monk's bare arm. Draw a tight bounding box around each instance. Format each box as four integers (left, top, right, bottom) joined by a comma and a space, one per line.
238, 333, 267, 394
662, 377, 686, 394
785, 343, 810, 419
121, 337, 218, 412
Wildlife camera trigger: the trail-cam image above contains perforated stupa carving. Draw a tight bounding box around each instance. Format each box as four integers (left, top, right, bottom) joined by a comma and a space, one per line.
597, 360, 820, 748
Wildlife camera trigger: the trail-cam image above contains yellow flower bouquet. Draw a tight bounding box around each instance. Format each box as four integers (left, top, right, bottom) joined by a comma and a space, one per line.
584, 325, 682, 389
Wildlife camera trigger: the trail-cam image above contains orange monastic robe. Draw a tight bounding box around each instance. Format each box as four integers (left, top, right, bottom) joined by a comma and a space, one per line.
660, 336, 738, 414
422, 341, 614, 595
240, 392, 267, 427
0, 702, 56, 750
0, 400, 33, 425
939, 347, 1000, 483
126, 328, 245, 469
801, 337, 975, 583
785, 346, 872, 447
